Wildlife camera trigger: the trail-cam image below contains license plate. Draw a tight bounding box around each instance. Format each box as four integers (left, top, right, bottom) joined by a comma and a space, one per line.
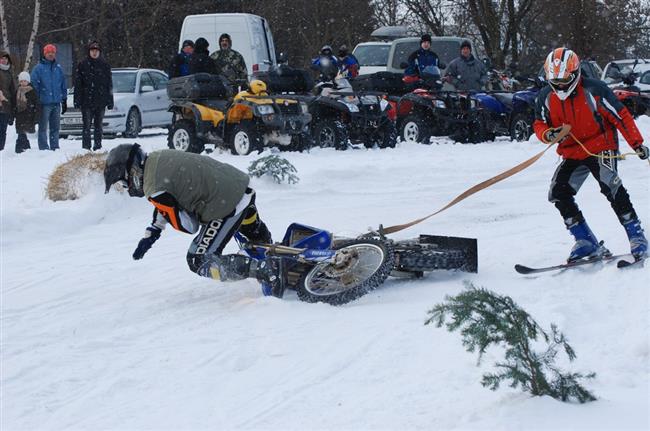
62, 117, 82, 125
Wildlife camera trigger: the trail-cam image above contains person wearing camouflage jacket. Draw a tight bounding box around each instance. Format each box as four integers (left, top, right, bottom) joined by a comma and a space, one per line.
210, 33, 248, 86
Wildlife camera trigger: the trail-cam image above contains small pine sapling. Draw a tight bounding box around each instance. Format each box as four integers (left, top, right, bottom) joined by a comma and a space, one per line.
426, 283, 596, 403
248, 155, 299, 184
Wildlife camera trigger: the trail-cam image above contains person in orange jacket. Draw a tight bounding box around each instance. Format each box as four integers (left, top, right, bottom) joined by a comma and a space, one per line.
533, 47, 648, 262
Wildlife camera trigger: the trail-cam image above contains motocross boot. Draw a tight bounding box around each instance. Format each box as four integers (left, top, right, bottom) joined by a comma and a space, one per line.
565, 217, 610, 262
621, 213, 648, 260
250, 258, 285, 298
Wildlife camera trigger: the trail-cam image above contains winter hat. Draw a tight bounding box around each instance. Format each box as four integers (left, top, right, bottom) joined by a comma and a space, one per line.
88, 41, 101, 51
43, 44, 57, 55
460, 40, 471, 51
338, 45, 349, 57
18, 71, 31, 82
182, 39, 194, 49
219, 33, 231, 43
420, 34, 432, 43
194, 37, 209, 52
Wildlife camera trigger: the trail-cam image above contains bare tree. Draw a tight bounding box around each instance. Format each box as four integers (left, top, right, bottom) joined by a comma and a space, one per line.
24, 0, 40, 71
402, 0, 448, 35
0, 0, 8, 49
373, 0, 407, 26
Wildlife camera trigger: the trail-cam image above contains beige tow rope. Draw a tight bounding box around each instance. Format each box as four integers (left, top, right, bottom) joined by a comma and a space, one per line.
379, 125, 573, 236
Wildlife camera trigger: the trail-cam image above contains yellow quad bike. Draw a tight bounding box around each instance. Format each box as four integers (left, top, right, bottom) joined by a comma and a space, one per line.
168, 76, 312, 155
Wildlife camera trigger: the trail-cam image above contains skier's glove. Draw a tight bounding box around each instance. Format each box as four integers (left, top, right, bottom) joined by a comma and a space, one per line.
634, 145, 649, 160
133, 226, 162, 260
543, 126, 565, 144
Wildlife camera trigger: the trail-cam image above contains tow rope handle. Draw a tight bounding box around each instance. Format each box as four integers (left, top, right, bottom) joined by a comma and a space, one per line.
379, 125, 572, 236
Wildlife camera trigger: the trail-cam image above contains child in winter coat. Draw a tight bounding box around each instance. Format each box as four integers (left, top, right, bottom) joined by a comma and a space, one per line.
15, 71, 40, 153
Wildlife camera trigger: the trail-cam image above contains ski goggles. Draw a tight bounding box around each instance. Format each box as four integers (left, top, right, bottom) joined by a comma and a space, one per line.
548, 73, 576, 88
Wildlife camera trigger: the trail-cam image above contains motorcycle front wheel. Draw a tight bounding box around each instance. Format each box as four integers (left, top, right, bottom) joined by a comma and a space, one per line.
297, 239, 394, 305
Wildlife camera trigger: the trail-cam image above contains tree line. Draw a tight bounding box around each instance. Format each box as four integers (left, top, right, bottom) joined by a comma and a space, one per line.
1, 0, 649, 75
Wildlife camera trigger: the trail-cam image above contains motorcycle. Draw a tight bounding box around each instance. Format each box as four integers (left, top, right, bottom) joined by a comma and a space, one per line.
235, 223, 477, 306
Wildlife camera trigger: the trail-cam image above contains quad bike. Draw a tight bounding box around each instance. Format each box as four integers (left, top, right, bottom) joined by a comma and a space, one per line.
396, 68, 491, 144
472, 78, 542, 142
610, 63, 650, 119
235, 222, 478, 306
306, 59, 397, 150
167, 73, 312, 155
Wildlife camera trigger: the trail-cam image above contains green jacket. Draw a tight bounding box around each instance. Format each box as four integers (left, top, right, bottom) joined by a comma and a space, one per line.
210, 49, 248, 84
143, 150, 250, 223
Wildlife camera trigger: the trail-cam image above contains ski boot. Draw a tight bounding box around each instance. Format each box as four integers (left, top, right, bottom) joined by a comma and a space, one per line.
621, 214, 648, 260
252, 258, 285, 298
565, 217, 611, 262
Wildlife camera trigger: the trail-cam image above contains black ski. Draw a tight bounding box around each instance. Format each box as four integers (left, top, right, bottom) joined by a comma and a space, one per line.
514, 254, 628, 275
616, 257, 646, 269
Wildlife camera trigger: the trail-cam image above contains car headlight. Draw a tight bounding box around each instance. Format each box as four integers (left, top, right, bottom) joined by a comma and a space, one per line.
339, 101, 359, 112
255, 104, 275, 115
433, 100, 446, 108
380, 99, 389, 111
300, 102, 309, 114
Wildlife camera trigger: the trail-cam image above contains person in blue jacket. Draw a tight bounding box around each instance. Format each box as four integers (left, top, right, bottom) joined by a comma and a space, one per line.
30, 44, 67, 150
405, 34, 441, 78
311, 45, 340, 80
337, 45, 359, 78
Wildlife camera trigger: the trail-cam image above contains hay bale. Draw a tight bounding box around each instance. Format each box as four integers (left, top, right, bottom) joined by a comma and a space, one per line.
46, 152, 108, 201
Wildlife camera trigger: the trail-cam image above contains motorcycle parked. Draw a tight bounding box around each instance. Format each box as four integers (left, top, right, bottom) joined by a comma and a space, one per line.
236, 222, 477, 306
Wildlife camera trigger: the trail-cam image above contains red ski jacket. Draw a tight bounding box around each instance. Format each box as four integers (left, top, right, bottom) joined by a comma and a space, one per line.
533, 77, 644, 160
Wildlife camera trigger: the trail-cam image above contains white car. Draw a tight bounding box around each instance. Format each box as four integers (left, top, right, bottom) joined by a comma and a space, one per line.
601, 59, 650, 86
353, 42, 392, 76
60, 68, 172, 138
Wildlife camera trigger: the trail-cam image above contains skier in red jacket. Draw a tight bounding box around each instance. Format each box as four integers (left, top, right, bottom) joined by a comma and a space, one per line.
533, 47, 648, 262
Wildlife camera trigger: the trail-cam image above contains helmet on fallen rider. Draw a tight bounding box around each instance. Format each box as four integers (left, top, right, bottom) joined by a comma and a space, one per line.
544, 48, 581, 100
104, 143, 146, 197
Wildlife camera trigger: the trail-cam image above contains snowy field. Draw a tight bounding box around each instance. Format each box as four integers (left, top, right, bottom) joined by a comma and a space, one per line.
1, 121, 649, 431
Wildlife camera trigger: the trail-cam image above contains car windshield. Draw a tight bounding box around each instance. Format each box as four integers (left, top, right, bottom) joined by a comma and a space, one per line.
112, 72, 137, 93
391, 40, 461, 70
354, 45, 390, 67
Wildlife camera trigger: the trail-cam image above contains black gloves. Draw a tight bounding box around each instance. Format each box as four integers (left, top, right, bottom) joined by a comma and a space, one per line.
8, 116, 13, 126
107, 102, 114, 110
133, 226, 162, 260
635, 145, 649, 160
61, 101, 67, 115
543, 126, 566, 144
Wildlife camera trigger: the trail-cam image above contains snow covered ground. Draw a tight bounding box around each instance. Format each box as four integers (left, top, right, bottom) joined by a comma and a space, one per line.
2, 122, 649, 431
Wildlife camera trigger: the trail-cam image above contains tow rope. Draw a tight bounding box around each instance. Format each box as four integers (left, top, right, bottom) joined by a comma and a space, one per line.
378, 125, 572, 236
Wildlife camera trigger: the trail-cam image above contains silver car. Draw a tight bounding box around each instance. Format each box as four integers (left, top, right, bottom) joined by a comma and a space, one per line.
60, 68, 172, 138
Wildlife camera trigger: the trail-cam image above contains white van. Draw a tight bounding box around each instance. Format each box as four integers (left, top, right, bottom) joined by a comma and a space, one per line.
179, 13, 277, 77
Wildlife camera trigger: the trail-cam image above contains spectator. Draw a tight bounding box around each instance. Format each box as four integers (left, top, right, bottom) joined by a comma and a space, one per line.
168, 39, 194, 78
0, 50, 16, 151
31, 44, 67, 151
405, 34, 441, 78
337, 45, 359, 79
311, 45, 340, 82
14, 71, 39, 153
445, 40, 488, 91
73, 41, 113, 150
211, 33, 248, 86
189, 37, 217, 75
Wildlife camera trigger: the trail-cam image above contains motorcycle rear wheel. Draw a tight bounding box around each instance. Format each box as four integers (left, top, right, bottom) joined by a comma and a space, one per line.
297, 239, 394, 305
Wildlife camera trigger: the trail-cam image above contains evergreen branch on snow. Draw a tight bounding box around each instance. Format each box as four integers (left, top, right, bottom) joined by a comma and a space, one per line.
426, 282, 596, 403
248, 155, 299, 184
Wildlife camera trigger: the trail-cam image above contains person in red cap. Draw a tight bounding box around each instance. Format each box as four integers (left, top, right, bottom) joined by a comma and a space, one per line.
74, 41, 113, 150
30, 43, 67, 150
